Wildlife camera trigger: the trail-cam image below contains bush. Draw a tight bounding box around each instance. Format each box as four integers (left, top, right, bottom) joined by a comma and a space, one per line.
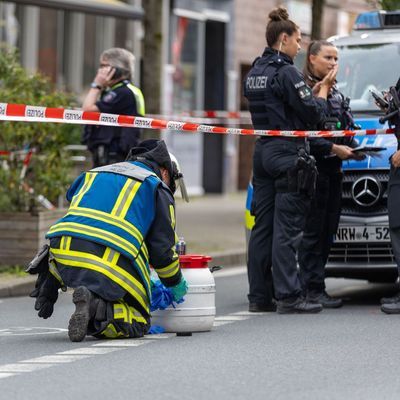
0, 50, 80, 212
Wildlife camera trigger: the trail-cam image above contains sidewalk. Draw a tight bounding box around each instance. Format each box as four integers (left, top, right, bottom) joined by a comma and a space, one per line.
0, 192, 247, 298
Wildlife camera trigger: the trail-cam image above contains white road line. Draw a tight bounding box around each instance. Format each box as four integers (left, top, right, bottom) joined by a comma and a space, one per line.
142, 333, 175, 339
215, 315, 250, 321
213, 321, 234, 326
93, 340, 150, 347
57, 347, 120, 355
23, 355, 91, 363
0, 372, 16, 379
0, 363, 52, 373
231, 311, 268, 316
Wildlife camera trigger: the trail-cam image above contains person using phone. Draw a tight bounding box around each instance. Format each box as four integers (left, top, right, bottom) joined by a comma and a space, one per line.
82, 48, 145, 167
297, 40, 363, 308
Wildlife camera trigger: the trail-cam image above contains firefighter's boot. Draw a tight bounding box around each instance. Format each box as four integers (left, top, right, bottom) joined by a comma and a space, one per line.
68, 286, 94, 342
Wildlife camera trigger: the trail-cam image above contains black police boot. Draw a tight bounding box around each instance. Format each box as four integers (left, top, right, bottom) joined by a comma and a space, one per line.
380, 291, 400, 305
277, 296, 323, 314
381, 301, 400, 314
307, 291, 343, 309
68, 286, 95, 342
249, 302, 276, 313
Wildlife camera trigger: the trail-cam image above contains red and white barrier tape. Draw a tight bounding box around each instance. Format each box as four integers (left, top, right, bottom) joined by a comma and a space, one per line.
0, 103, 394, 137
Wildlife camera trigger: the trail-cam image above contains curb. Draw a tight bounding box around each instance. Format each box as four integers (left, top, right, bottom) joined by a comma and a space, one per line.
0, 251, 246, 299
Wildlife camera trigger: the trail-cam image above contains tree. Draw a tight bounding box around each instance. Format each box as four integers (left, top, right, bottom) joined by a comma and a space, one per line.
311, 0, 325, 39
142, 0, 162, 115
367, 0, 400, 10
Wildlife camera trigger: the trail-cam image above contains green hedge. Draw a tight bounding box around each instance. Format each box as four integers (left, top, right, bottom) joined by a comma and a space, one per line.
0, 50, 80, 212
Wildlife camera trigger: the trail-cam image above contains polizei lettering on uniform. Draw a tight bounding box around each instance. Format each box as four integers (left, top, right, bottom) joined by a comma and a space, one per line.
26, 108, 45, 118
100, 114, 118, 124
246, 75, 268, 90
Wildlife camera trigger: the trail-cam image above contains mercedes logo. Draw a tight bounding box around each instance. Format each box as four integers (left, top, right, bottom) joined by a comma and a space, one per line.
351, 176, 381, 207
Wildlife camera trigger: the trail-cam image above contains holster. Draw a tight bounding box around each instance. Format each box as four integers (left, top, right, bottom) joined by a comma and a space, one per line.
276, 151, 317, 198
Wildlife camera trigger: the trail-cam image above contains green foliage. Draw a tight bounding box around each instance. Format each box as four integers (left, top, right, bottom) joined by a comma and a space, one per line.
367, 0, 400, 10
0, 50, 80, 212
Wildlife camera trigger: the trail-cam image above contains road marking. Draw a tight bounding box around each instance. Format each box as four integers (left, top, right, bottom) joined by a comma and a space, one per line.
232, 311, 271, 316
0, 310, 258, 379
0, 363, 52, 373
0, 372, 16, 379
215, 315, 250, 321
23, 355, 90, 363
58, 347, 120, 355
0, 327, 67, 336
93, 340, 150, 347
142, 333, 175, 339
213, 321, 234, 326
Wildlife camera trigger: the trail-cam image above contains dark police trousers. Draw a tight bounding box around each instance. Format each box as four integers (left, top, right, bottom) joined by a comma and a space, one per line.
388, 164, 400, 278
247, 138, 311, 302
298, 171, 342, 295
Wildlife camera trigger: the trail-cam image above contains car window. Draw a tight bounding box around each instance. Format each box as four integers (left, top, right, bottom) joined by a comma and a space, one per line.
336, 43, 400, 112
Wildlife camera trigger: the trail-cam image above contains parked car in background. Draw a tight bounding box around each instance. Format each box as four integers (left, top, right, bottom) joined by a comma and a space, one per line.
245, 11, 400, 282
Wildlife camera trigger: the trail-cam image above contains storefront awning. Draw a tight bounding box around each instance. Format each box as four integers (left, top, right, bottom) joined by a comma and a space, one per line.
10, 0, 144, 20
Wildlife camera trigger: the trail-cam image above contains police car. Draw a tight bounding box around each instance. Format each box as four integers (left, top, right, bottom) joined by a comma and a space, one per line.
245, 10, 400, 282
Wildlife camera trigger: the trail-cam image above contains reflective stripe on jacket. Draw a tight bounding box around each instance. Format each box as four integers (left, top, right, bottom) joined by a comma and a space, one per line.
46, 161, 161, 298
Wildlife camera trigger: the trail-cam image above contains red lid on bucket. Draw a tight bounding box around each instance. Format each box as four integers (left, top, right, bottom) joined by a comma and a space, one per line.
179, 254, 212, 268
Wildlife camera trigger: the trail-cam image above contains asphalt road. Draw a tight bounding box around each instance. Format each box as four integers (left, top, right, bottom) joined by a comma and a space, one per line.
1, 267, 400, 400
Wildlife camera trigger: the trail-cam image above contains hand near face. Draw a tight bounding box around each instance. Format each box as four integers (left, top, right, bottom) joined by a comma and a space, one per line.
94, 66, 116, 88
391, 150, 400, 168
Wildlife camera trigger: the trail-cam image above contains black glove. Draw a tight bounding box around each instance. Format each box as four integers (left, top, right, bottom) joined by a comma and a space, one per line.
30, 272, 59, 319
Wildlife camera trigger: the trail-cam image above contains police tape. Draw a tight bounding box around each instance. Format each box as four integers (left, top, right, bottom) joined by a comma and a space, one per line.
0, 103, 395, 137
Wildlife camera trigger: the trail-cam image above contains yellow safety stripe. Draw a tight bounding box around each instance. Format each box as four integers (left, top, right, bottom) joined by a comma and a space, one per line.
101, 323, 125, 339
51, 248, 149, 312
112, 180, 141, 218
48, 260, 65, 288
155, 258, 180, 279
47, 222, 139, 259
67, 206, 143, 244
141, 242, 149, 260
128, 84, 146, 116
169, 205, 176, 229
114, 301, 147, 325
135, 252, 150, 290
245, 209, 255, 231
70, 173, 97, 208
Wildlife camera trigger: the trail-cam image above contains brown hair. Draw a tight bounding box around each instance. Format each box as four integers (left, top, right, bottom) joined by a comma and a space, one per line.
303, 40, 336, 87
266, 7, 299, 47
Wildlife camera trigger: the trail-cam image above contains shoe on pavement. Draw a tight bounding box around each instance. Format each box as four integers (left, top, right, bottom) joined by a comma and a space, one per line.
307, 291, 343, 309
380, 292, 400, 305
381, 301, 400, 314
249, 302, 276, 312
68, 286, 93, 342
277, 296, 323, 314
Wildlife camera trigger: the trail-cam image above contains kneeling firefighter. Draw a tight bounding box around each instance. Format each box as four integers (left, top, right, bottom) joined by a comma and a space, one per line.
27, 140, 189, 342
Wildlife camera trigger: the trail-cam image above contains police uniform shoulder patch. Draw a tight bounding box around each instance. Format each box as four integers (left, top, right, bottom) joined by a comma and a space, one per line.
298, 86, 312, 100
102, 91, 117, 103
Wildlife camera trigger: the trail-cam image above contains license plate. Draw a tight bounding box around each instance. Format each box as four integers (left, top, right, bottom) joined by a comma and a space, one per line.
334, 226, 390, 243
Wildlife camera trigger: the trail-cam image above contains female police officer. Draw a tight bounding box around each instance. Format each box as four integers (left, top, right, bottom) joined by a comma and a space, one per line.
298, 40, 362, 308
245, 7, 336, 314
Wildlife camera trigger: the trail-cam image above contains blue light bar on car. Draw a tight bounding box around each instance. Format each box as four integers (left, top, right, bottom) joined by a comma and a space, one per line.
353, 11, 382, 30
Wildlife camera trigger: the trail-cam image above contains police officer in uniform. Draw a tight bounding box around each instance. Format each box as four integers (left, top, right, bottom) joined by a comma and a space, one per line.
298, 40, 362, 308
375, 80, 400, 313
245, 7, 337, 314
82, 48, 145, 167
27, 140, 189, 341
